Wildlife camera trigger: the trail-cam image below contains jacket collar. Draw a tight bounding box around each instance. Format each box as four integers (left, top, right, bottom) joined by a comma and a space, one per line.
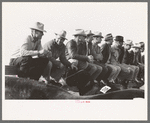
112, 43, 120, 50
53, 39, 64, 48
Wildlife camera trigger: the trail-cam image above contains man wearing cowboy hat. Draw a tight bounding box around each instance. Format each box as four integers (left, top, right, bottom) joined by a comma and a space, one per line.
130, 43, 144, 85
110, 35, 133, 87
122, 40, 142, 88
139, 42, 145, 64
66, 29, 103, 95
43, 30, 78, 86
9, 22, 51, 81
90, 32, 114, 87
98, 33, 122, 89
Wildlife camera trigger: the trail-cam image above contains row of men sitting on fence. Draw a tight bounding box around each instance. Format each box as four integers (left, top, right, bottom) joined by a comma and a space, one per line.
9, 22, 144, 95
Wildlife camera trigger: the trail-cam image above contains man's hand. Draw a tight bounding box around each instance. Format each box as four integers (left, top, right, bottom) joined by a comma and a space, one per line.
38, 49, 51, 58
70, 64, 78, 71
88, 55, 94, 63
39, 49, 49, 56
46, 51, 52, 58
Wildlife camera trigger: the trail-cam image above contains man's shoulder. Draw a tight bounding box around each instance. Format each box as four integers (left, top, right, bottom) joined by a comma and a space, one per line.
98, 42, 107, 48
66, 39, 76, 45
111, 45, 116, 50
23, 35, 32, 43
44, 39, 55, 46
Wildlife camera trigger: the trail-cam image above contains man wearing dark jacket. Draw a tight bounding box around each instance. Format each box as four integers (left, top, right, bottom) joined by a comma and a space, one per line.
98, 33, 122, 88
65, 29, 102, 82
43, 30, 77, 86
122, 40, 142, 87
89, 31, 112, 85
129, 43, 144, 83
65, 29, 105, 95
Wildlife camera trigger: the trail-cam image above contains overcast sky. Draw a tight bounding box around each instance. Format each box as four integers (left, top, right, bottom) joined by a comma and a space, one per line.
3, 2, 147, 64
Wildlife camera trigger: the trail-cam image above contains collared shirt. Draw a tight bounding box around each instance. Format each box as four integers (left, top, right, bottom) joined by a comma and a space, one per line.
91, 40, 103, 61
43, 39, 71, 67
110, 44, 120, 64
106, 45, 112, 63
11, 35, 42, 58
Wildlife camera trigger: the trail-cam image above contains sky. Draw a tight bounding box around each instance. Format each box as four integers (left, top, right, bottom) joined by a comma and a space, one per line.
3, 2, 147, 64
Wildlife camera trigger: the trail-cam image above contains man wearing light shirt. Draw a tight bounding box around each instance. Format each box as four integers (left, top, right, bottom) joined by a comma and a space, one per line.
9, 22, 51, 81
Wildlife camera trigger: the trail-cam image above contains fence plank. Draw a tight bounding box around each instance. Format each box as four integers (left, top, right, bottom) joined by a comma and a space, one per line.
5, 65, 18, 75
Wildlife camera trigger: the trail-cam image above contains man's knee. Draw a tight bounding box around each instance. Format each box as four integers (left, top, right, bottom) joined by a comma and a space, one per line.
47, 61, 53, 68
22, 56, 32, 63
60, 63, 65, 70
96, 65, 103, 73
89, 63, 97, 72
39, 58, 49, 66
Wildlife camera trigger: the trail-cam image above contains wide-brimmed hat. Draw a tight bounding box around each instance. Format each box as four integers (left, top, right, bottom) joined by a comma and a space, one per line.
30, 22, 46, 32
85, 30, 94, 36
114, 36, 124, 42
73, 29, 86, 37
104, 33, 113, 41
139, 42, 144, 47
92, 31, 104, 38
55, 30, 67, 40
124, 40, 133, 46
132, 43, 141, 48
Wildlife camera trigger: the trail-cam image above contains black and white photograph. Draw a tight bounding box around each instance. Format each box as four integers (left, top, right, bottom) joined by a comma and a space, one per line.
2, 2, 147, 120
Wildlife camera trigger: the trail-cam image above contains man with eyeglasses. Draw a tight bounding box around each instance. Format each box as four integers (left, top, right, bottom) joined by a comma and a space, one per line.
9, 22, 51, 81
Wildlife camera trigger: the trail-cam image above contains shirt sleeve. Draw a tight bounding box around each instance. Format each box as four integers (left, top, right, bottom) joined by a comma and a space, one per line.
20, 37, 39, 56
60, 46, 71, 67
43, 41, 60, 67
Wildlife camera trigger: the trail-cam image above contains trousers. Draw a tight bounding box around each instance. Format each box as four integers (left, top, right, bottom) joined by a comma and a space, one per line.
9, 56, 49, 80
68, 59, 102, 81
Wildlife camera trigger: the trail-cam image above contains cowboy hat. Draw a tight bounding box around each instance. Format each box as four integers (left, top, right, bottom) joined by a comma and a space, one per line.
139, 42, 144, 47
114, 35, 124, 42
85, 30, 94, 36
55, 30, 67, 40
73, 29, 86, 37
104, 33, 113, 41
92, 31, 104, 38
124, 39, 133, 46
30, 22, 46, 32
132, 43, 141, 48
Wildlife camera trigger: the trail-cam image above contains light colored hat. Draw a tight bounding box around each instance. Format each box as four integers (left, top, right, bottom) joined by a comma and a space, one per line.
85, 30, 94, 36
93, 31, 104, 38
104, 33, 113, 41
132, 43, 141, 48
55, 30, 67, 40
30, 22, 46, 32
73, 29, 86, 37
124, 40, 133, 46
